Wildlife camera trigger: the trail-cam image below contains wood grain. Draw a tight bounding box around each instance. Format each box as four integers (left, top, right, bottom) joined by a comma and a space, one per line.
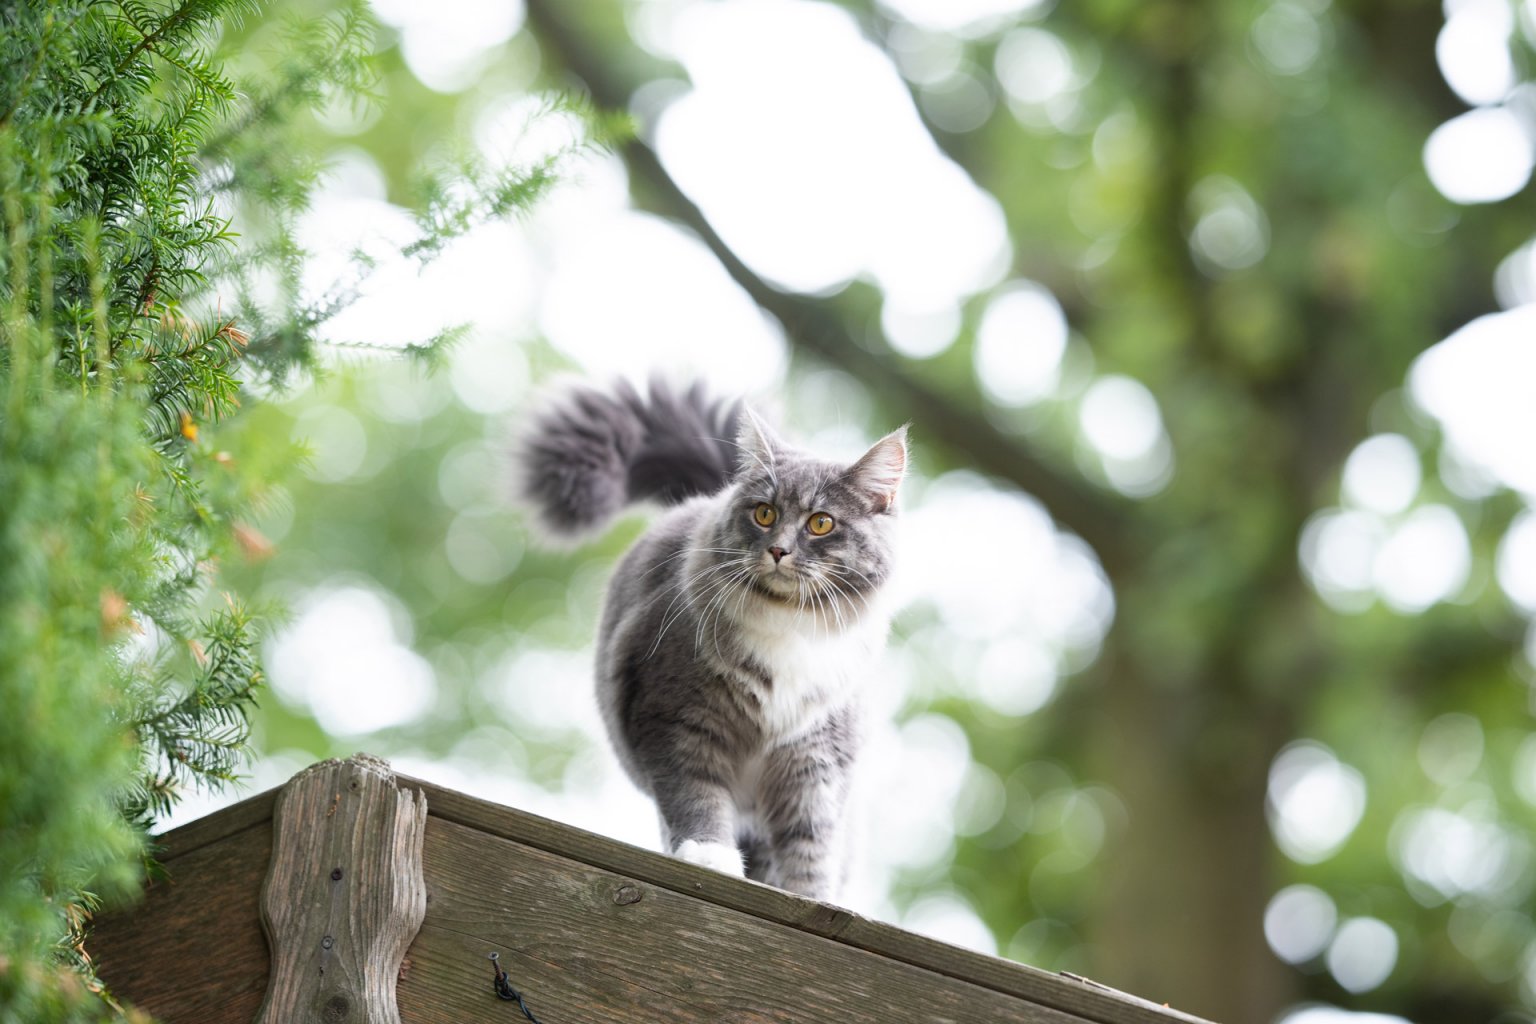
406, 779, 1209, 1024
399, 816, 1085, 1024
89, 820, 273, 1024
149, 787, 279, 861
90, 758, 1209, 1024
253, 754, 428, 1024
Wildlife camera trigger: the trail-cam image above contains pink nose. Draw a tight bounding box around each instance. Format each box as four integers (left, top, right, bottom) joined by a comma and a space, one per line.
769, 546, 788, 563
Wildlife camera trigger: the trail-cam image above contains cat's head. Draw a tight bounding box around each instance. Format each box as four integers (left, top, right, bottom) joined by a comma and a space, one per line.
705, 407, 907, 627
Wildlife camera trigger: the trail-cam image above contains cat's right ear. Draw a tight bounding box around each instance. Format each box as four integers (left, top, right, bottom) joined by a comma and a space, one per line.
734, 405, 783, 477
848, 426, 908, 513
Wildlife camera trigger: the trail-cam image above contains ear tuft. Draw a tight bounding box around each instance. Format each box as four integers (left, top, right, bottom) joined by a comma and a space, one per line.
849, 426, 908, 512
734, 405, 784, 476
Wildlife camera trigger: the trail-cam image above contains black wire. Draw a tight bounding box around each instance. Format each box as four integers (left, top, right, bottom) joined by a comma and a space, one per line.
489, 952, 545, 1023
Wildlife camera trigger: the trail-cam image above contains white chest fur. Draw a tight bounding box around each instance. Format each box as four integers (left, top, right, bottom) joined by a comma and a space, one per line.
734, 603, 887, 739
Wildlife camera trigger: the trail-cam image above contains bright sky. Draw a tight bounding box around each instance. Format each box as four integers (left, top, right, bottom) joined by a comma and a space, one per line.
171, 0, 1536, 996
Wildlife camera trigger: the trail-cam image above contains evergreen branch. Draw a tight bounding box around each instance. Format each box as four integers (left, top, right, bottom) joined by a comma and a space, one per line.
0, 5, 63, 130
199, 0, 375, 160
86, 0, 233, 109
322, 322, 470, 373
402, 94, 629, 264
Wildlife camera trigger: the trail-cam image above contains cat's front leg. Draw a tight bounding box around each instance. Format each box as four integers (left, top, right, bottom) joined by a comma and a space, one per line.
759, 717, 857, 901
654, 776, 745, 878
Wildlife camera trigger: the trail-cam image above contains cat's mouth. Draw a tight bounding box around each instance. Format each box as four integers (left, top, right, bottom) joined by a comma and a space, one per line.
748, 573, 800, 604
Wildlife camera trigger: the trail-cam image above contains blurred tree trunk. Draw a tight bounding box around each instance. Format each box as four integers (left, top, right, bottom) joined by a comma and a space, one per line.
1084, 557, 1323, 1020
1091, 662, 1292, 1019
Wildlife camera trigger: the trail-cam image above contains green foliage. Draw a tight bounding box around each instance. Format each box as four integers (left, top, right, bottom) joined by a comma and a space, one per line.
0, 0, 357, 1016
0, 375, 152, 1020
402, 95, 632, 264
1, 0, 591, 1013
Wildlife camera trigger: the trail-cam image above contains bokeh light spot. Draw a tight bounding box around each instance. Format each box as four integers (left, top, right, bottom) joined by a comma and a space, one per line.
1497, 510, 1536, 611
1411, 304, 1536, 497
1393, 805, 1530, 901
878, 0, 1049, 35
1188, 176, 1270, 274
1277, 1009, 1412, 1024
371, 0, 525, 93
1341, 434, 1420, 516
1265, 884, 1338, 964
995, 28, 1075, 106
1079, 376, 1174, 497
266, 584, 437, 736
656, 0, 1011, 307
1437, 0, 1517, 106
1424, 107, 1535, 204
1252, 2, 1324, 76
975, 635, 1058, 715
539, 210, 787, 393
1417, 713, 1485, 787
1268, 741, 1367, 864
974, 281, 1069, 406
901, 892, 998, 955
1079, 375, 1164, 462
1327, 917, 1399, 993
1373, 505, 1471, 613
295, 404, 369, 483
882, 299, 962, 359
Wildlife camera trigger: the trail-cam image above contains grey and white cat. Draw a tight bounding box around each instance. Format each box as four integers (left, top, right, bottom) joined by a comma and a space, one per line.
518, 380, 907, 901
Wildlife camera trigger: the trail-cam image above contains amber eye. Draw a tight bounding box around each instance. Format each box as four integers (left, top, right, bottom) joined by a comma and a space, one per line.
806, 512, 835, 536
753, 502, 778, 527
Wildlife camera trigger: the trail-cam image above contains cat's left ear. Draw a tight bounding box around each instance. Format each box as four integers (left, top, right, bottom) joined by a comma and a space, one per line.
848, 426, 908, 513
734, 404, 785, 476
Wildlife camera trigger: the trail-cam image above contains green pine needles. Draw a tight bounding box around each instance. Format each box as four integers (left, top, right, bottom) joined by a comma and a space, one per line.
0, 0, 600, 1018
0, 1, 342, 1016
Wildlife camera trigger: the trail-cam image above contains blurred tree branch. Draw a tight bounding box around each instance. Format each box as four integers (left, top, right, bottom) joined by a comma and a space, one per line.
521, 0, 1137, 573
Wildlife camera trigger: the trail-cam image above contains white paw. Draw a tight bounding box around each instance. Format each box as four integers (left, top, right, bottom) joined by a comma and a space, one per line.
674, 839, 745, 878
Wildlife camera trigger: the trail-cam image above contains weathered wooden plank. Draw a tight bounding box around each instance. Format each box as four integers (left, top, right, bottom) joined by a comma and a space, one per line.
407, 779, 1208, 1024
399, 815, 1086, 1024
88, 820, 272, 1024
150, 787, 278, 862
254, 755, 428, 1024
91, 760, 1208, 1024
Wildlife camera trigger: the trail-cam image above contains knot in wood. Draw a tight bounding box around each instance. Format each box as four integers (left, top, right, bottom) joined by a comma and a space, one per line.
330, 867, 344, 881
612, 884, 643, 906
321, 994, 350, 1022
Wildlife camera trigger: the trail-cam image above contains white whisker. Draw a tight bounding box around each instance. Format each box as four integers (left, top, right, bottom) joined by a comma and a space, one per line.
645, 555, 754, 660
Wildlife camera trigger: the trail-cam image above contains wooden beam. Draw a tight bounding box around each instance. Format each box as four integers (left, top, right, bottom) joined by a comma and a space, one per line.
398, 814, 1085, 1023
87, 817, 273, 1022
253, 754, 428, 1024
90, 757, 1209, 1024
409, 777, 1210, 1024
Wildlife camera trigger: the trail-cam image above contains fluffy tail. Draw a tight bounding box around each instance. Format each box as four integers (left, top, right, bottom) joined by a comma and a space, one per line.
516, 379, 741, 539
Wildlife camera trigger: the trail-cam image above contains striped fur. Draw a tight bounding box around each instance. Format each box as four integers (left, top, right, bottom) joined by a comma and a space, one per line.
518, 380, 907, 900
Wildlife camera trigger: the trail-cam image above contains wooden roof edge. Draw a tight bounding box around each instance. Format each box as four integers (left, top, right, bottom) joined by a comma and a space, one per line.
149, 785, 278, 861
144, 758, 1214, 1024
405, 776, 1213, 1024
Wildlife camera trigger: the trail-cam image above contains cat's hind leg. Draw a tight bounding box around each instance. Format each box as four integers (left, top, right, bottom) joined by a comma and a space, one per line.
736, 820, 772, 883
